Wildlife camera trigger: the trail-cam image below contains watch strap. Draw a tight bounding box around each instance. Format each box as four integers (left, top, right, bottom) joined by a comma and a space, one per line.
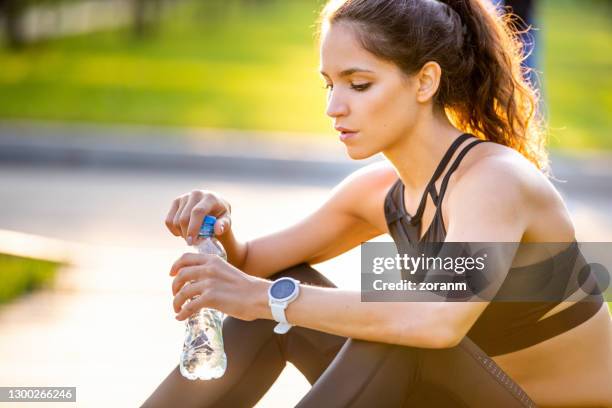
270, 303, 288, 324
273, 322, 292, 334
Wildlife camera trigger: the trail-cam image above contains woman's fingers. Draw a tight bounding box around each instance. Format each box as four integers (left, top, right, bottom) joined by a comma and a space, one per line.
174, 280, 217, 319
173, 280, 204, 313
171, 265, 205, 296
186, 194, 232, 243
186, 196, 218, 243
178, 193, 202, 239
166, 190, 233, 243
215, 214, 231, 237
170, 256, 255, 321
175, 291, 210, 321
169, 252, 214, 277
171, 196, 188, 237
164, 197, 182, 236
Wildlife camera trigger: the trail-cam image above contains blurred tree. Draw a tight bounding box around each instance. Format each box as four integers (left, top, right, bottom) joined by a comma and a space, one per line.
0, 0, 83, 48
132, 0, 163, 37
0, 0, 29, 48
0, 0, 168, 47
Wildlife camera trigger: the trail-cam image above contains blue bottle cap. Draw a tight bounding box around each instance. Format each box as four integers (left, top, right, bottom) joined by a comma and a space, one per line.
199, 215, 217, 237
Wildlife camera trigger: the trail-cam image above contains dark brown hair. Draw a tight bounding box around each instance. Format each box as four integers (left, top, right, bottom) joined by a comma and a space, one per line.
318, 0, 548, 171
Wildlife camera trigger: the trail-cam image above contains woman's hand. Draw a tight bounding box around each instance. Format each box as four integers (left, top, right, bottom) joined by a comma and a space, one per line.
165, 190, 232, 245
170, 252, 269, 322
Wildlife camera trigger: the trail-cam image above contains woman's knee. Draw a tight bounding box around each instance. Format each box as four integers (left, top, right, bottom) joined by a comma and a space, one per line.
222, 315, 277, 343
296, 339, 420, 407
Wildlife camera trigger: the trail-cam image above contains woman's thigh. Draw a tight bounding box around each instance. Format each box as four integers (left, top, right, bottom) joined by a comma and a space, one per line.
295, 338, 420, 407
417, 338, 536, 407
295, 336, 536, 408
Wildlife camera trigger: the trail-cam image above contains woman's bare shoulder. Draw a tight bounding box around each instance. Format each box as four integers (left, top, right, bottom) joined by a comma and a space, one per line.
455, 142, 551, 197
334, 160, 398, 197
332, 160, 399, 231
451, 142, 575, 241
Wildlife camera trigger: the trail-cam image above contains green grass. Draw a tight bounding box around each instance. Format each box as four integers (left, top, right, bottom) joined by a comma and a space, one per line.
0, 0, 610, 148
540, 0, 612, 150
0, 254, 60, 304
0, 0, 331, 133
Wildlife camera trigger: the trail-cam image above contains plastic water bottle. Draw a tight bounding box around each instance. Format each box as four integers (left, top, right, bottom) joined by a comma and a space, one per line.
179, 215, 228, 380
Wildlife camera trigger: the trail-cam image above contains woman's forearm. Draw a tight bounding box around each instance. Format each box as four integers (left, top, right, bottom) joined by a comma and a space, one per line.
217, 234, 474, 348
231, 235, 303, 279
220, 233, 279, 279
251, 280, 460, 349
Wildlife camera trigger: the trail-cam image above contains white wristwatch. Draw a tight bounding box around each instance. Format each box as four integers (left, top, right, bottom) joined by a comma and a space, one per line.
268, 277, 301, 334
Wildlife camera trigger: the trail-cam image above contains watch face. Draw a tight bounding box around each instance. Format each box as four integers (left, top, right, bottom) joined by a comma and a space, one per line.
271, 279, 296, 300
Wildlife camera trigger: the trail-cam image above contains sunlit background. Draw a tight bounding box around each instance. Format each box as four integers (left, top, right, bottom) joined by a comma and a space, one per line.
0, 0, 610, 407
0, 0, 609, 147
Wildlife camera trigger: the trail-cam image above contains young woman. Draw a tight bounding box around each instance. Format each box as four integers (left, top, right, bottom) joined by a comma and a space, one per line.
143, 0, 612, 406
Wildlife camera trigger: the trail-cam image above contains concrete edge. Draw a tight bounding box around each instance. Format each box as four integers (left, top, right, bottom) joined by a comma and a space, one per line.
0, 121, 380, 184
0, 229, 74, 264
0, 120, 610, 188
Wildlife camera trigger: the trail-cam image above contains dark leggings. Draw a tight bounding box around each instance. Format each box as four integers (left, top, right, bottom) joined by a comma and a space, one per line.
142, 264, 536, 408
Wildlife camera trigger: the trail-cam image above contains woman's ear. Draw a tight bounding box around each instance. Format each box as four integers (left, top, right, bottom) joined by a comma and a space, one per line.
415, 61, 442, 103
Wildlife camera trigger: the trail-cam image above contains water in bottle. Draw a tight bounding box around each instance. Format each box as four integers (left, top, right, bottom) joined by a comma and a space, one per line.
179, 215, 228, 380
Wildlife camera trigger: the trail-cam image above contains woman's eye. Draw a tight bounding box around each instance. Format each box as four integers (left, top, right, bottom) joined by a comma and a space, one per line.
321, 83, 371, 92
351, 83, 371, 91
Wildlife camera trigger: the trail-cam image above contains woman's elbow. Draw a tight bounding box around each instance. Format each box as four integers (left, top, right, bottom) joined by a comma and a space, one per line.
425, 326, 463, 349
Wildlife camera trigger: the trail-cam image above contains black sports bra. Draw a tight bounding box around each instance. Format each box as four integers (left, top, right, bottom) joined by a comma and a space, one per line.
384, 133, 604, 356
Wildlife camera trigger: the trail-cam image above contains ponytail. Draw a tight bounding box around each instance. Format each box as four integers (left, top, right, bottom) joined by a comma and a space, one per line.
440, 0, 547, 171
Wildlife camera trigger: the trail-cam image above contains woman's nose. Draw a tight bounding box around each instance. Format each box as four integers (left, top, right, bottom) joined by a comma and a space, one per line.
325, 90, 349, 118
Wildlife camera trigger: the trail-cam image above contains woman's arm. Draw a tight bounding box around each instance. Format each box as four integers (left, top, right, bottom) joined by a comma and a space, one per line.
248, 160, 531, 348
231, 162, 396, 278
171, 158, 532, 349
165, 162, 393, 275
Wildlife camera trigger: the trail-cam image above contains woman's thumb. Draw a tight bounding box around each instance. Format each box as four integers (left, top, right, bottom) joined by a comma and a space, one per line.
215, 215, 231, 236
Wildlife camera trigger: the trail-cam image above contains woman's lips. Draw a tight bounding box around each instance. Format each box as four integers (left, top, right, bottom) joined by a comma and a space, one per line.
339, 131, 358, 141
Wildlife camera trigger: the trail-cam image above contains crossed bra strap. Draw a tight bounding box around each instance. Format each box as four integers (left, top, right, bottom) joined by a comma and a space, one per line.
385, 133, 484, 227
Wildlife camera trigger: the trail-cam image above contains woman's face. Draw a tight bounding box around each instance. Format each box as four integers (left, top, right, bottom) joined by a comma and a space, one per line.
319, 22, 420, 159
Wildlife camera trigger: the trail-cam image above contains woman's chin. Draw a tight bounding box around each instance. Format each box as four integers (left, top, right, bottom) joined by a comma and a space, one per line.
345, 146, 376, 160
